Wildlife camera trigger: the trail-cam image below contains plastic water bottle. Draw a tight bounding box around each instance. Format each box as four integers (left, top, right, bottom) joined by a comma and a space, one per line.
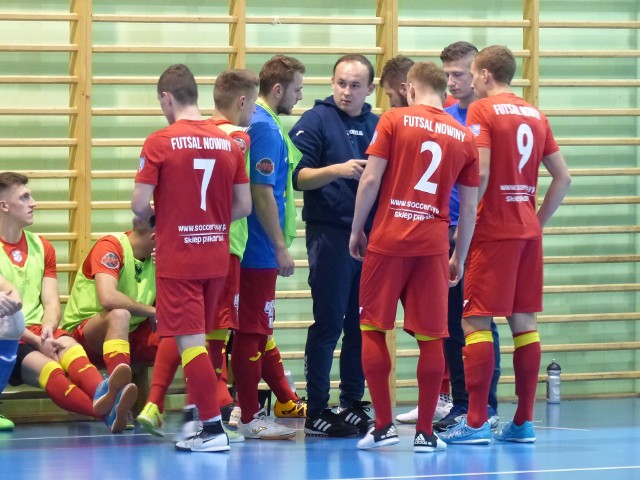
546, 359, 561, 403
284, 370, 296, 394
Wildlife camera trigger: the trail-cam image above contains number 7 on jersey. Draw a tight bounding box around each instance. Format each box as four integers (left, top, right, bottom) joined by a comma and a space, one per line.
194, 158, 216, 211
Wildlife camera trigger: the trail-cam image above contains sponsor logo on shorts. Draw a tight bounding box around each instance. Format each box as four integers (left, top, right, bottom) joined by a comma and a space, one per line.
264, 300, 275, 328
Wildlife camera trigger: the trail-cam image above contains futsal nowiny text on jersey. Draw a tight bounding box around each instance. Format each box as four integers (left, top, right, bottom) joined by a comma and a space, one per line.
402, 115, 467, 142
170, 136, 232, 151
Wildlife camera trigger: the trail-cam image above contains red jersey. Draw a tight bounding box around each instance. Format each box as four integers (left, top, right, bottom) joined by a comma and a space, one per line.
80, 234, 127, 281
135, 119, 249, 279
466, 92, 559, 241
212, 119, 251, 156
365, 105, 479, 256
1, 233, 57, 278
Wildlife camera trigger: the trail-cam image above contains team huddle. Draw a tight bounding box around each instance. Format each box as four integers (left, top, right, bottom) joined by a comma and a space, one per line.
0, 42, 570, 453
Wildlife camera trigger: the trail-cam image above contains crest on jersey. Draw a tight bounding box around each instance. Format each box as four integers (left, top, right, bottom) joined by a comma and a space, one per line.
138, 157, 146, 171
233, 137, 247, 154
468, 124, 481, 136
256, 158, 274, 176
11, 249, 23, 263
101, 252, 120, 270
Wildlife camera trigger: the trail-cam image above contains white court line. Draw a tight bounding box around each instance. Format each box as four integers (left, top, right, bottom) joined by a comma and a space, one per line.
332, 465, 640, 480
2, 432, 158, 442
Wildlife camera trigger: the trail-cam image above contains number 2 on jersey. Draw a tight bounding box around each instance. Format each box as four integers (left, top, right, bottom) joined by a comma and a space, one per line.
414, 141, 442, 194
517, 123, 533, 173
194, 158, 216, 211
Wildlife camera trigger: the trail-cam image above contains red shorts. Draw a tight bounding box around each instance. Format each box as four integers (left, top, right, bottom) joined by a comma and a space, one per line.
237, 267, 277, 335
359, 251, 449, 338
214, 255, 241, 331
23, 325, 71, 341
463, 238, 543, 318
155, 276, 226, 337
72, 318, 160, 366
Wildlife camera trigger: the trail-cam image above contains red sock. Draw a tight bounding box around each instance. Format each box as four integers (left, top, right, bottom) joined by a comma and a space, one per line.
262, 345, 296, 403
44, 367, 97, 418
207, 339, 225, 375
102, 339, 131, 376
513, 331, 541, 425
65, 356, 104, 398
416, 339, 445, 434
463, 339, 494, 428
231, 332, 267, 424
361, 330, 392, 429
182, 348, 219, 421
206, 339, 234, 407
148, 338, 181, 412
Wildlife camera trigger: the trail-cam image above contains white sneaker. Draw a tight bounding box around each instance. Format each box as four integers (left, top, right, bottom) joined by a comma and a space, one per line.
434, 394, 453, 422
237, 409, 296, 440
395, 407, 419, 424
357, 423, 399, 450
175, 428, 230, 452
228, 406, 241, 428
395, 395, 452, 424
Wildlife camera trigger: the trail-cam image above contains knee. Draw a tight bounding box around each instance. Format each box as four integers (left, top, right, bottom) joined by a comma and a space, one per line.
107, 309, 131, 330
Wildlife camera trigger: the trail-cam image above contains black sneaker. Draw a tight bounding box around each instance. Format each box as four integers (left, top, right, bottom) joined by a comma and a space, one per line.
356, 422, 399, 450
304, 409, 359, 437
337, 401, 374, 434
414, 430, 447, 453
433, 404, 467, 432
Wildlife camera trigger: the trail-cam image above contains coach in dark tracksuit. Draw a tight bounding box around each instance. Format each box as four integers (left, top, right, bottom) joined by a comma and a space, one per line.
291, 54, 379, 438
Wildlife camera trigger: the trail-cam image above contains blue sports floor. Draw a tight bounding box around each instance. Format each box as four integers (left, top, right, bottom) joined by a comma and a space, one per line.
1, 398, 639, 480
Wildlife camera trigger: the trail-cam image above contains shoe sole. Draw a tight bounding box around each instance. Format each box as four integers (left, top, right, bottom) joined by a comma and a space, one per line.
274, 411, 306, 418
304, 428, 359, 438
445, 438, 491, 445
175, 441, 231, 452
243, 431, 296, 440
357, 437, 399, 450
414, 444, 447, 453
93, 364, 132, 416
110, 383, 138, 434
137, 414, 165, 437
189, 441, 231, 452
495, 436, 535, 443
